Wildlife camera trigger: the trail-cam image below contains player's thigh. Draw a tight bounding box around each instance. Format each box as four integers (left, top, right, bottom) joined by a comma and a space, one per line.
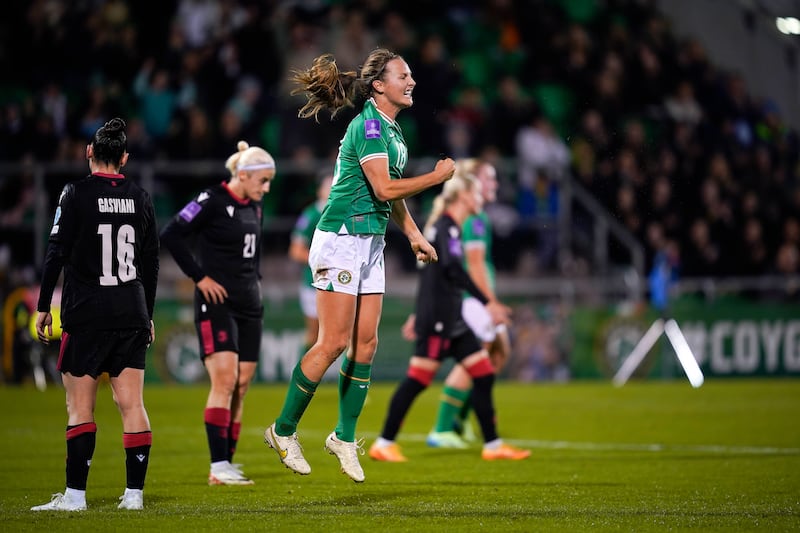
316, 290, 357, 345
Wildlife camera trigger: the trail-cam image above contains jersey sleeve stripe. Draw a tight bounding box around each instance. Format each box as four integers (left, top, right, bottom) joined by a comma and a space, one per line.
359, 153, 389, 165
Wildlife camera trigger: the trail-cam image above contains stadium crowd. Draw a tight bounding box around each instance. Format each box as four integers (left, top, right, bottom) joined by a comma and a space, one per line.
1, 0, 799, 281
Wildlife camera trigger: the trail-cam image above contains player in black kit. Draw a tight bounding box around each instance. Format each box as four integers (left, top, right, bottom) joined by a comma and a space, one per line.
160, 140, 275, 485
31, 118, 159, 511
369, 172, 530, 463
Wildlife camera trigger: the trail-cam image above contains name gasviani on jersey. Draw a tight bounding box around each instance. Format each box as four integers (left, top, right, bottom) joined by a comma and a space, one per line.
98, 197, 136, 213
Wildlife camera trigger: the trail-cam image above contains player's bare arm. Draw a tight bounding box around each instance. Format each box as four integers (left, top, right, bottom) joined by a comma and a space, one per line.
391, 200, 437, 263
362, 157, 454, 202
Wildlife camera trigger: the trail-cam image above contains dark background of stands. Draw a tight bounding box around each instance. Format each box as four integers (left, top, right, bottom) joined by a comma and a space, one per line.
1, 0, 799, 295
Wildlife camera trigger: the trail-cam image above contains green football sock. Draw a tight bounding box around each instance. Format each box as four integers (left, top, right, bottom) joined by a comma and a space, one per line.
335, 358, 371, 441
457, 390, 473, 423
434, 386, 471, 432
275, 363, 319, 436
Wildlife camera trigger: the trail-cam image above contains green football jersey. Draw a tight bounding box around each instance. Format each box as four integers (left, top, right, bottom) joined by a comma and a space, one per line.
462, 211, 495, 292
291, 200, 324, 286
317, 98, 408, 235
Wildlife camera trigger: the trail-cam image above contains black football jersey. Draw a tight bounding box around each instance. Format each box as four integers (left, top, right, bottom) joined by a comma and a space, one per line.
160, 182, 263, 315
37, 173, 160, 331
414, 213, 488, 336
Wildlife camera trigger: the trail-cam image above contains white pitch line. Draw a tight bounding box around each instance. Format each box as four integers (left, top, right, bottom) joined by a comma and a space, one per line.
396, 433, 800, 456
237, 428, 799, 455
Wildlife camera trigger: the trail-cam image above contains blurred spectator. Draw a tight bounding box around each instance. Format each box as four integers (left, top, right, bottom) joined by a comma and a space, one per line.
76, 83, 112, 141
682, 218, 721, 277
648, 174, 681, 238
169, 105, 214, 160
774, 242, 800, 276
515, 113, 570, 192
380, 10, 416, 59
664, 79, 703, 127
529, 173, 560, 270
174, 0, 221, 49
444, 85, 487, 159
628, 42, 669, 115
0, 103, 33, 161
648, 237, 680, 313
555, 23, 594, 105
132, 59, 181, 141
328, 6, 378, 72
39, 81, 68, 137
738, 217, 769, 276
224, 75, 265, 140
404, 32, 458, 157
486, 74, 534, 156
0, 157, 36, 230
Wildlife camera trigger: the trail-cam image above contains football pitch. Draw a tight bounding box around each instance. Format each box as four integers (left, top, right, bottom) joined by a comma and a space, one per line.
1, 378, 798, 532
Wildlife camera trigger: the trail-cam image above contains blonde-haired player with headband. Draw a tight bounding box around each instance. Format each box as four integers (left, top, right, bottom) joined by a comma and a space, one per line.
161, 140, 276, 485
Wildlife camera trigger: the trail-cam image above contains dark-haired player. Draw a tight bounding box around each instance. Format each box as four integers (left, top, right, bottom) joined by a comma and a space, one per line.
32, 117, 159, 511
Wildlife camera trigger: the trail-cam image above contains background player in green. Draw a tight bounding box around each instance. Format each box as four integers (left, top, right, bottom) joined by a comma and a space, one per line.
264, 48, 455, 483
368, 171, 528, 463
401, 158, 513, 448
288, 173, 333, 354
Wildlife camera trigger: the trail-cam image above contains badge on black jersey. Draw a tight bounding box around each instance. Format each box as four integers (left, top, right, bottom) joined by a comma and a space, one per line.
179, 201, 202, 222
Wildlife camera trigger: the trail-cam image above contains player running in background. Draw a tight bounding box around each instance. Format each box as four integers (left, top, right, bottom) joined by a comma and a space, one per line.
369, 172, 529, 463
263, 48, 454, 483
288, 173, 333, 354
31, 118, 159, 511
426, 158, 512, 448
160, 140, 276, 486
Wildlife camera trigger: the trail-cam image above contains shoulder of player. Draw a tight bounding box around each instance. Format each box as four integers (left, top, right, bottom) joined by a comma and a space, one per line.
464, 213, 490, 231
437, 214, 460, 234
350, 102, 397, 132
193, 184, 223, 205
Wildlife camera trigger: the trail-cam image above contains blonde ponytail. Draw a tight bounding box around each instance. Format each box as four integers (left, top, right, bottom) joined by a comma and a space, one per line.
225, 141, 250, 176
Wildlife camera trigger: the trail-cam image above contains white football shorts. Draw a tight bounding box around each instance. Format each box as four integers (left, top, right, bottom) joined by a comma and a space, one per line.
309, 229, 386, 296
462, 296, 506, 343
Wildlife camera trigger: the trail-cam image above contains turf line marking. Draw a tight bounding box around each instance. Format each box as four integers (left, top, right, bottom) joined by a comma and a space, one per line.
238, 428, 798, 455
400, 434, 800, 456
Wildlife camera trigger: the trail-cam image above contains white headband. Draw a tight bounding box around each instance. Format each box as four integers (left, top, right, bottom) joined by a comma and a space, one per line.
238, 162, 275, 171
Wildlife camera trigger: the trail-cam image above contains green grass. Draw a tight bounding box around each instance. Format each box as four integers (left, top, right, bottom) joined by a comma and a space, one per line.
1, 379, 799, 532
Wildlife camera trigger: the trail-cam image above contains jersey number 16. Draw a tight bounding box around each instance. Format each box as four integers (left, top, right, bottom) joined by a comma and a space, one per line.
98, 223, 137, 286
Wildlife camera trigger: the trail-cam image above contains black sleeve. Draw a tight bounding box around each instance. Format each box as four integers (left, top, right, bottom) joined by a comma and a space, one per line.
159, 194, 209, 283
140, 190, 160, 318
437, 222, 489, 305
256, 207, 263, 281
37, 185, 74, 312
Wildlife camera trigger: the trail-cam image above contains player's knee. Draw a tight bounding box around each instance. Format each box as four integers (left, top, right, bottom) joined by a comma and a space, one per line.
318, 334, 351, 360
356, 335, 378, 360
407, 365, 435, 386
466, 357, 495, 379
211, 373, 238, 395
